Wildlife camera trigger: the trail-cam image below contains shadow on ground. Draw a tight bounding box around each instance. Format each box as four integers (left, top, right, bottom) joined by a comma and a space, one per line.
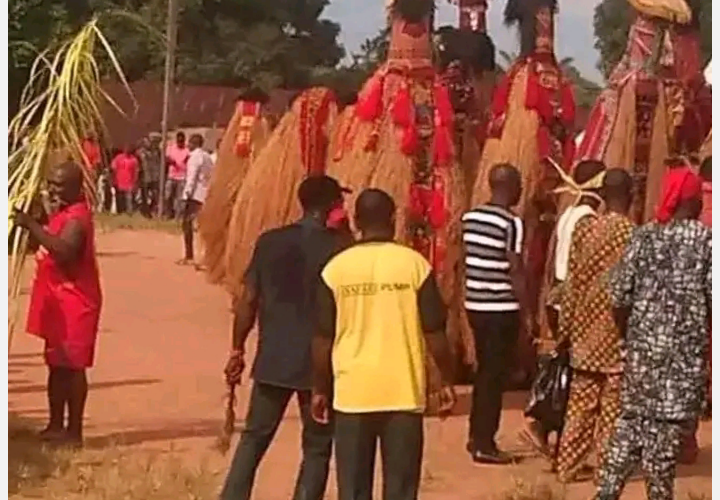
84, 418, 231, 449
9, 378, 161, 395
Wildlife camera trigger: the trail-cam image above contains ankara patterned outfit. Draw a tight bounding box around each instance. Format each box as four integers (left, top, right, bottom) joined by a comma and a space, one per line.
556, 212, 634, 483
596, 220, 711, 500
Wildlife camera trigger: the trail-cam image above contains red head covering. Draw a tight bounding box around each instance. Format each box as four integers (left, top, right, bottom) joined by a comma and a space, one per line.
655, 165, 702, 223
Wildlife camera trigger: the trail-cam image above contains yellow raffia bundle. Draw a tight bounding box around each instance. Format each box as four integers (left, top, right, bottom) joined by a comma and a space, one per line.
472, 66, 541, 214
223, 89, 338, 299
8, 18, 134, 346
198, 108, 271, 285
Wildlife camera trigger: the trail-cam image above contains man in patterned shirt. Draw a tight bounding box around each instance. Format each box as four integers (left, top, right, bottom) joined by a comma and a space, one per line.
595, 166, 712, 500
556, 169, 635, 483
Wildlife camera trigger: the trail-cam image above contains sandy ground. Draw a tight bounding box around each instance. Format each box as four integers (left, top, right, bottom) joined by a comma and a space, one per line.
8, 230, 712, 499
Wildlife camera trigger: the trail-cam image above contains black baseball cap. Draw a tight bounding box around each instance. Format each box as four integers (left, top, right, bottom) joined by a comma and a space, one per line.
297, 175, 351, 211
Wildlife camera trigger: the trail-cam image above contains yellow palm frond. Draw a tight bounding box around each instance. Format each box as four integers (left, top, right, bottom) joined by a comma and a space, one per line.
8, 18, 137, 346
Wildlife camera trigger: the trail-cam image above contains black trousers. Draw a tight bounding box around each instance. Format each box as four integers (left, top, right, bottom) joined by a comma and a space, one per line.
335, 411, 423, 500
467, 310, 520, 453
141, 181, 160, 217
219, 382, 333, 500
181, 200, 202, 260
115, 189, 134, 214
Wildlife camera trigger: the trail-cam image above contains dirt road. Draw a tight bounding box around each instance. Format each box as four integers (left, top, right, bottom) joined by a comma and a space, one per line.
8, 230, 712, 499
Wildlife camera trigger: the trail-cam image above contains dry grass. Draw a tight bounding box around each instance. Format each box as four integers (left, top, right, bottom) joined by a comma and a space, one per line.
496, 476, 566, 500
9, 416, 220, 500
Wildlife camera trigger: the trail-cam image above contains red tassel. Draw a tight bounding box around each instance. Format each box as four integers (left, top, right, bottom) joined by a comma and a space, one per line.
432, 127, 453, 167
235, 143, 250, 157
432, 242, 446, 274
559, 81, 576, 126
433, 83, 454, 128
356, 76, 384, 122
408, 185, 425, 218
392, 83, 413, 127
525, 68, 554, 122
428, 176, 447, 228
400, 125, 420, 155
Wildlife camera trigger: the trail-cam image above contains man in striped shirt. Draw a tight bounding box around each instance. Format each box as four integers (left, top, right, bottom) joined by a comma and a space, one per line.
463, 163, 528, 464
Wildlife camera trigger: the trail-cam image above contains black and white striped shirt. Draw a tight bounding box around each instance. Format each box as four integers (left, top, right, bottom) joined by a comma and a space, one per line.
461, 204, 524, 312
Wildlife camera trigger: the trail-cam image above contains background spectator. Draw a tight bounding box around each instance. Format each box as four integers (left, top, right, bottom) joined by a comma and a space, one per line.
165, 131, 189, 219
111, 145, 140, 214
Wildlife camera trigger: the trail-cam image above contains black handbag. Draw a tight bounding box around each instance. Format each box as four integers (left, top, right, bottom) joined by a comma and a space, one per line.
524, 346, 573, 433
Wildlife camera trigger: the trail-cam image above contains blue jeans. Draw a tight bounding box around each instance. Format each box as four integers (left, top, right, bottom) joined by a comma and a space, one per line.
219, 382, 332, 500
165, 179, 185, 219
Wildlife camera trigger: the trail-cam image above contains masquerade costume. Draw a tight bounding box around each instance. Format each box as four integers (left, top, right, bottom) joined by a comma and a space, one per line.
326, 0, 475, 400
224, 88, 338, 299
198, 96, 271, 285
576, 0, 710, 223
471, 0, 577, 375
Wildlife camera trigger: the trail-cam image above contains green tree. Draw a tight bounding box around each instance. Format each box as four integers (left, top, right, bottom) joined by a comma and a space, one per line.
594, 0, 712, 78
312, 27, 388, 97
8, 0, 345, 113
9, 0, 72, 115
559, 57, 602, 108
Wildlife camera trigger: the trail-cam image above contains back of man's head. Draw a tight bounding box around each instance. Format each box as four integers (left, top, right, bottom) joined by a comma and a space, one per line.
355, 189, 396, 233
574, 160, 605, 185
602, 168, 633, 207
488, 163, 521, 205
189, 134, 204, 149
700, 156, 711, 183
297, 175, 344, 214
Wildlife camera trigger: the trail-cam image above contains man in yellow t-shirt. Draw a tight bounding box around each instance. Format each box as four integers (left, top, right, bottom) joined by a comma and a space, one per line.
311, 188, 456, 500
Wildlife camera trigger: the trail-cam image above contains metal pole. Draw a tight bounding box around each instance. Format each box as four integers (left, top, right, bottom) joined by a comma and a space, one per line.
158, 0, 179, 218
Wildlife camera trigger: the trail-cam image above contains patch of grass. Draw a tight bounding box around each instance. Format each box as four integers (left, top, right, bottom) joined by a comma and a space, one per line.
95, 213, 182, 234
497, 476, 565, 500
9, 416, 220, 500
9, 415, 73, 495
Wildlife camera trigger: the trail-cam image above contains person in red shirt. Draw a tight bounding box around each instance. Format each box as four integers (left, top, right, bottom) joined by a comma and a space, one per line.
111, 145, 140, 214
81, 135, 104, 212
165, 131, 190, 219
13, 161, 103, 447
81, 135, 101, 175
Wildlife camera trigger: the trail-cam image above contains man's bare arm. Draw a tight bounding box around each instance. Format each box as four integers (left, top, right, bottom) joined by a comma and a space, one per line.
418, 274, 454, 384
232, 285, 259, 353
507, 252, 530, 316
312, 279, 337, 397
312, 336, 334, 397
25, 218, 85, 267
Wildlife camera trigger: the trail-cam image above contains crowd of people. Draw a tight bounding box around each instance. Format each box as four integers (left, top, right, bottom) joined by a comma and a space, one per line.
83, 131, 218, 222
82, 130, 217, 265
13, 143, 711, 500
214, 156, 711, 500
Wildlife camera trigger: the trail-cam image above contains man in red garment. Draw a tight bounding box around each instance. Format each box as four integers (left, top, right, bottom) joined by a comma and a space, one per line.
14, 161, 103, 447
111, 145, 140, 214
81, 134, 101, 175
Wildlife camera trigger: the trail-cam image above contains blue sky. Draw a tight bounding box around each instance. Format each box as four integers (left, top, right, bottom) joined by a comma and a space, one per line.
324, 0, 604, 83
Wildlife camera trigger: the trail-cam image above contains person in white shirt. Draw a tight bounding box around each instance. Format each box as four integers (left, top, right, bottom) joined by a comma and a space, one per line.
179, 134, 214, 265
210, 138, 221, 165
